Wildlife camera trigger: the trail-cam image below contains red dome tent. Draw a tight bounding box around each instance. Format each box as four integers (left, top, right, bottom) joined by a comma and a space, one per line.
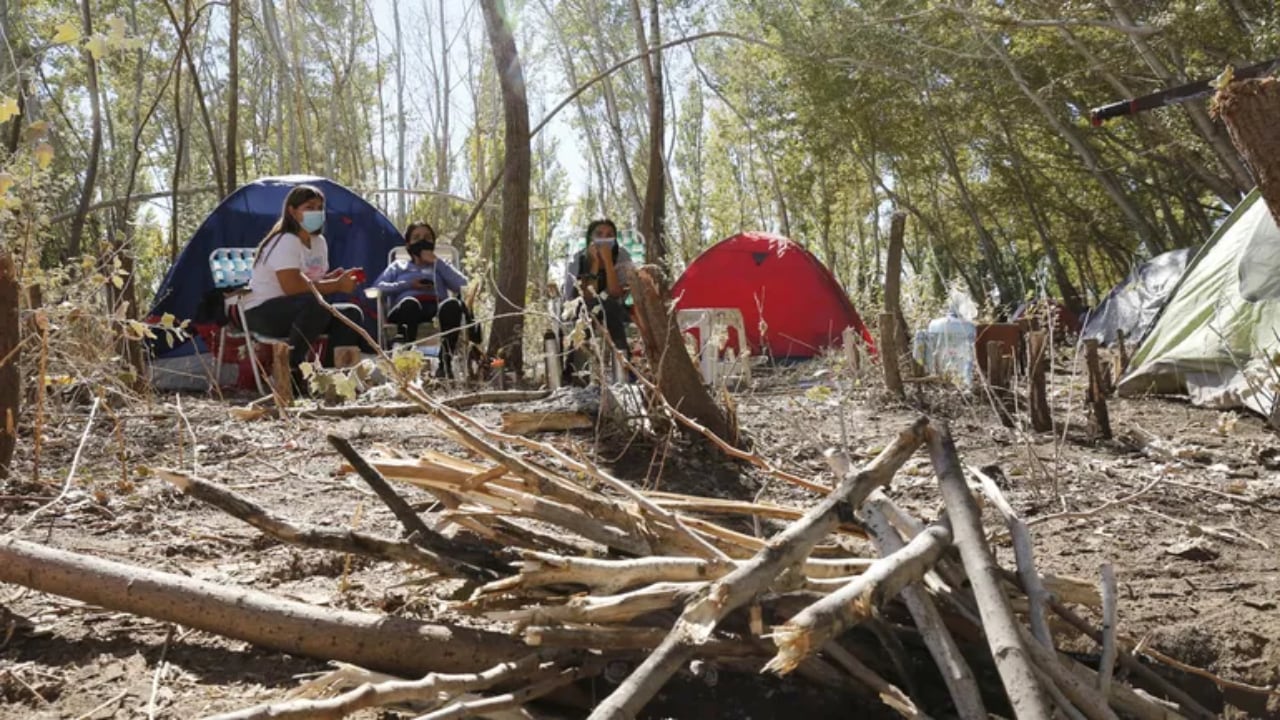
672, 232, 874, 359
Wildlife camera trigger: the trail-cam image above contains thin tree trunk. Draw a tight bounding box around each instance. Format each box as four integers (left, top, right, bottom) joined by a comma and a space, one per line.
630, 0, 666, 262
0, 248, 17, 477
67, 0, 103, 261
393, 0, 406, 224
995, 115, 1084, 314
225, 0, 240, 192
169, 22, 187, 263
160, 0, 226, 198
481, 0, 531, 372
437, 0, 451, 211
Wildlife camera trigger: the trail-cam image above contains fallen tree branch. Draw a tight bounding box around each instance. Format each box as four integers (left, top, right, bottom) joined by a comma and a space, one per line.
488, 582, 704, 625
414, 660, 601, 720
327, 435, 502, 578
863, 494, 988, 720
821, 641, 925, 719
586, 418, 928, 720
766, 523, 951, 674
0, 538, 526, 677
523, 625, 761, 657
970, 465, 1052, 648
928, 421, 1052, 719
1046, 601, 1214, 720
205, 652, 553, 720
155, 470, 480, 580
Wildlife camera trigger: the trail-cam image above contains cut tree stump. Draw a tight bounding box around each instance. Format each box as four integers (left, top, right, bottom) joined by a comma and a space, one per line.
1216, 77, 1280, 226
880, 313, 904, 399
270, 342, 292, 405
1027, 331, 1053, 432
0, 538, 525, 677
630, 265, 735, 443
986, 341, 1015, 429
1084, 340, 1113, 440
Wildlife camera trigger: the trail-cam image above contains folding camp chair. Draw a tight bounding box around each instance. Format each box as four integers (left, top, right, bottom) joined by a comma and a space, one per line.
210, 248, 324, 395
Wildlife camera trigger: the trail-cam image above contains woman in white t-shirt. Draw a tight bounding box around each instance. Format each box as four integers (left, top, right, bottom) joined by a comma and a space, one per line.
242, 184, 371, 375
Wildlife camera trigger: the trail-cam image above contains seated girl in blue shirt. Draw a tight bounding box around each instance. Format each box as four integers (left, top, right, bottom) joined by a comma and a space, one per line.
372, 221, 469, 376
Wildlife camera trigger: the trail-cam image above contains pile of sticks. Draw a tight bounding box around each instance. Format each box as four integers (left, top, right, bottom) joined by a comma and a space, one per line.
0, 388, 1222, 719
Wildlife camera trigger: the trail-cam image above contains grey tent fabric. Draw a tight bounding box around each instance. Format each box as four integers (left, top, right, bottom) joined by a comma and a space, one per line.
1081, 247, 1193, 346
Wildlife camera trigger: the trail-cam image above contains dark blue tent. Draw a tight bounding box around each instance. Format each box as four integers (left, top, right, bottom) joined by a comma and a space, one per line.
147, 175, 402, 354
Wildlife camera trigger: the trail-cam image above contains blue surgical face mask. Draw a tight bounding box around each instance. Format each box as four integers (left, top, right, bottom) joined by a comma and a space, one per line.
300, 210, 325, 233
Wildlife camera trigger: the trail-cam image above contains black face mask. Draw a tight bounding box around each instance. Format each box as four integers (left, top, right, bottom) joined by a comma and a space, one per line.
408, 239, 435, 256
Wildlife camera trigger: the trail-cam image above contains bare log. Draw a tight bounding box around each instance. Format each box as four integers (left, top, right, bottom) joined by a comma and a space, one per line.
1028, 331, 1052, 432
1084, 340, 1113, 439
490, 582, 703, 625
500, 410, 594, 435
587, 418, 927, 720
1099, 563, 1118, 698
766, 523, 950, 674
928, 421, 1052, 719
863, 495, 988, 720
1017, 626, 1120, 720
156, 470, 487, 579
479, 552, 723, 596
0, 539, 525, 677
986, 340, 1015, 428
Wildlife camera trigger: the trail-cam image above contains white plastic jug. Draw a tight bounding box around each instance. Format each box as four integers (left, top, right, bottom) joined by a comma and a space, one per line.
926, 312, 977, 389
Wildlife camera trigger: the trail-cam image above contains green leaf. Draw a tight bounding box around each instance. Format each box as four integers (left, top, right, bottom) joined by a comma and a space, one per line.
52, 21, 81, 44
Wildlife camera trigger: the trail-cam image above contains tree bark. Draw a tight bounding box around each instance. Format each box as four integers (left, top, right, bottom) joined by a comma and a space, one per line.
225, 0, 240, 192
631, 0, 667, 262
0, 247, 17, 477
1216, 78, 1280, 227
481, 0, 531, 373
0, 539, 525, 677
67, 0, 103, 261
883, 210, 911, 358
629, 265, 734, 442
1028, 331, 1053, 432
1084, 340, 1112, 440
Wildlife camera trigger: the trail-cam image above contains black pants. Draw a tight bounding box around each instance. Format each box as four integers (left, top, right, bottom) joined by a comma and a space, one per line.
564, 296, 630, 380
244, 294, 372, 367
389, 296, 468, 375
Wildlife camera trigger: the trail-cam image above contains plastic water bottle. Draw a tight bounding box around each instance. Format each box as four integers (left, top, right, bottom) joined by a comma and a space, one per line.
927, 311, 977, 389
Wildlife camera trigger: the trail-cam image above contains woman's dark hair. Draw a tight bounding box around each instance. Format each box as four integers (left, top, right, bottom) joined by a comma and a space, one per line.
404, 221, 437, 248
254, 184, 325, 266
585, 218, 618, 244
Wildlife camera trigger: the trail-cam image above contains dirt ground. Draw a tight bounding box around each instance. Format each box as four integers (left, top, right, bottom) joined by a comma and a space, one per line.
2, 354, 1280, 719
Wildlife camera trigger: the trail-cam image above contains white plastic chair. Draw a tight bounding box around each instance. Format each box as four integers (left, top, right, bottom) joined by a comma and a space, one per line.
677, 308, 752, 386
209, 248, 290, 395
